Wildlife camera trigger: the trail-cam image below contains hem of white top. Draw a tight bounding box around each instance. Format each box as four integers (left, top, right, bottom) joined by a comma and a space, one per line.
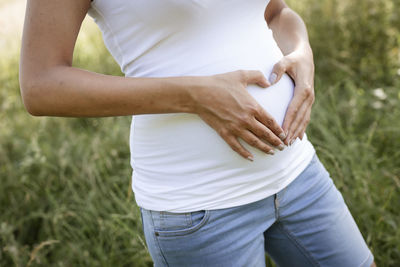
134, 141, 316, 212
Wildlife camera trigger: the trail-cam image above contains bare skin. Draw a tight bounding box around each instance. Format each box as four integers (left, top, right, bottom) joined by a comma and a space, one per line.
19, 0, 376, 265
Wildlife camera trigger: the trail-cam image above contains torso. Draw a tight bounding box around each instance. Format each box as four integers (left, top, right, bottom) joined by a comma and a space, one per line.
88, 0, 315, 212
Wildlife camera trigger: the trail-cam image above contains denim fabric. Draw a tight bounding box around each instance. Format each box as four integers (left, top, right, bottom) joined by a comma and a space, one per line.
140, 154, 374, 267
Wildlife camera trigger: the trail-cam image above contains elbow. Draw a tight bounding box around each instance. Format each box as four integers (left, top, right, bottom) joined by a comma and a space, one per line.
19, 77, 47, 116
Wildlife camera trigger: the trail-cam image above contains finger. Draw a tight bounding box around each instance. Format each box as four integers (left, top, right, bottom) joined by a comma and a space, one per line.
291, 124, 304, 145
287, 98, 311, 145
296, 107, 311, 141
250, 118, 285, 150
282, 92, 302, 132
255, 107, 286, 141
240, 130, 275, 155
221, 134, 254, 161
282, 99, 301, 145
269, 58, 288, 85
286, 88, 314, 144
281, 89, 310, 145
243, 70, 270, 88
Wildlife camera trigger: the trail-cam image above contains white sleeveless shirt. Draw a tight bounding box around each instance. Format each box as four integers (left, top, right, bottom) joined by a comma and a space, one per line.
88, 0, 315, 212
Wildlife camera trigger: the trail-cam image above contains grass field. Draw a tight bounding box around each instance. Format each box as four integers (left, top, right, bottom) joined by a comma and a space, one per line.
1, 0, 399, 266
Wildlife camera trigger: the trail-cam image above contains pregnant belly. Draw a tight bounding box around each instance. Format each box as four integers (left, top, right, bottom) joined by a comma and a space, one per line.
130, 71, 294, 176
247, 72, 294, 127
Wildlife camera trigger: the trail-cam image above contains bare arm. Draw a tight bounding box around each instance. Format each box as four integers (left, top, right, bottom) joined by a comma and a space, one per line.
20, 0, 286, 160
265, 0, 315, 145
19, 0, 198, 117
265, 0, 312, 56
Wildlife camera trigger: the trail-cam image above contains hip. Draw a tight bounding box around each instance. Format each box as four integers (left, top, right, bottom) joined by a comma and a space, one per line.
140, 153, 373, 267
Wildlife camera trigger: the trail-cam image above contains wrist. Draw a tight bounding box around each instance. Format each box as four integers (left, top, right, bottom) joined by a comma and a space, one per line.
170, 75, 211, 114
293, 41, 313, 60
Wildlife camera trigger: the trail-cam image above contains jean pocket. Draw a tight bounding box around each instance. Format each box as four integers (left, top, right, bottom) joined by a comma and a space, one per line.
152, 210, 211, 237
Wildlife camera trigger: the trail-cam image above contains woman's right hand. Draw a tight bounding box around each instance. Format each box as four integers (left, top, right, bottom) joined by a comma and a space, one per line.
190, 70, 287, 161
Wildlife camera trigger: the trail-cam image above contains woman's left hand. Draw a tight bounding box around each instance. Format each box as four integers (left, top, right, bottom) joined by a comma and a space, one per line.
268, 49, 315, 146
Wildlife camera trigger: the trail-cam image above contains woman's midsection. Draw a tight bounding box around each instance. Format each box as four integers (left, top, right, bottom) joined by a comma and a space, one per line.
131, 70, 295, 174
129, 21, 298, 178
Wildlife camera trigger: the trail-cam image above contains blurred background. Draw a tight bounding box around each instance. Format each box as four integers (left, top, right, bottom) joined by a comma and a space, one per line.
0, 0, 399, 266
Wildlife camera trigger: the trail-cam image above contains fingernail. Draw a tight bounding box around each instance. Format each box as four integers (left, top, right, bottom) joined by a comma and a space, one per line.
264, 77, 271, 87
279, 132, 286, 141
277, 144, 285, 151
247, 155, 254, 162
267, 150, 275, 155
269, 73, 277, 84
290, 139, 295, 146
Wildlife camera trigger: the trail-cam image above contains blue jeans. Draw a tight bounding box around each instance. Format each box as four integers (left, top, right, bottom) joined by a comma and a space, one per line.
140, 154, 374, 266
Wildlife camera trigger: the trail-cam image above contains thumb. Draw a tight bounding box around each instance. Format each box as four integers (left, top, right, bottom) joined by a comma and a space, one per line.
244, 70, 270, 88
269, 60, 287, 85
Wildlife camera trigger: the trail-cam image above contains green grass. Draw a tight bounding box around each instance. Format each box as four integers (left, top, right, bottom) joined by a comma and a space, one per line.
1, 0, 399, 266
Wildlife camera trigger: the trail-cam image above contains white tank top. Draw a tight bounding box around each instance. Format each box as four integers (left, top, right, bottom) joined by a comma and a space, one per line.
88, 0, 315, 212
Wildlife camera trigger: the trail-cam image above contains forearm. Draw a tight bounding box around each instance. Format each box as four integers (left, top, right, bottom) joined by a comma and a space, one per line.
20, 66, 202, 117
19, 0, 204, 118
266, 7, 312, 57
